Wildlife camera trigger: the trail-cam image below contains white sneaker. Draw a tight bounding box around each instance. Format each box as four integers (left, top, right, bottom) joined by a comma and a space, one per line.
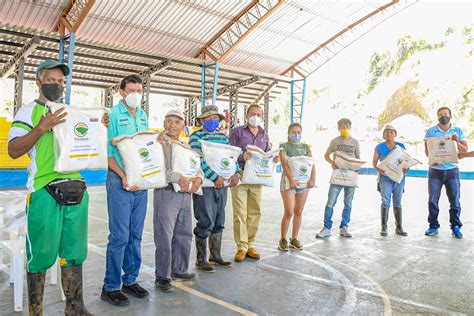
339, 227, 352, 238
316, 227, 331, 238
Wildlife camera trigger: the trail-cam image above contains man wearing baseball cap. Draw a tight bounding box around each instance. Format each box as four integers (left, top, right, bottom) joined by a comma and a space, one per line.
153, 110, 203, 292
188, 105, 241, 272
372, 124, 409, 237
8, 59, 91, 315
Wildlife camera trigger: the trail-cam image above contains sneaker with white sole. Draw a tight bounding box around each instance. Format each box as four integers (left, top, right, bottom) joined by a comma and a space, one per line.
316, 227, 331, 238
339, 227, 352, 238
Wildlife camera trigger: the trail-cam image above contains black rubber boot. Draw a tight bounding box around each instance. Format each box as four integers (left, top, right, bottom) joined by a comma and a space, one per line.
61, 265, 93, 315
380, 207, 389, 236
208, 233, 232, 267
195, 237, 216, 273
27, 271, 46, 316
394, 207, 408, 236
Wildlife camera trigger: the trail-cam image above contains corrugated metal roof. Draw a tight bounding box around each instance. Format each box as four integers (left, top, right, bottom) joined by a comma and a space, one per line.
0, 0, 413, 76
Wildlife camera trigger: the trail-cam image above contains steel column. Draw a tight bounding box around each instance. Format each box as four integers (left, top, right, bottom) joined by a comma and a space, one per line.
13, 58, 25, 114
290, 79, 306, 124
264, 91, 270, 132
229, 89, 239, 130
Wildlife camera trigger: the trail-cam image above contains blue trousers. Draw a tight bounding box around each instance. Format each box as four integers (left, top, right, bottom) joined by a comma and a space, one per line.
323, 184, 356, 229
103, 171, 148, 291
428, 168, 462, 229
379, 176, 405, 209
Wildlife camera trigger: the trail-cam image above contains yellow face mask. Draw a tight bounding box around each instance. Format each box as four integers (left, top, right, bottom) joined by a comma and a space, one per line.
340, 129, 350, 137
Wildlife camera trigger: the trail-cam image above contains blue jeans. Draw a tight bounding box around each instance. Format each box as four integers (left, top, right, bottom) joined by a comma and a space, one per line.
192, 187, 227, 239
323, 184, 356, 229
103, 171, 148, 291
379, 176, 405, 208
428, 168, 462, 229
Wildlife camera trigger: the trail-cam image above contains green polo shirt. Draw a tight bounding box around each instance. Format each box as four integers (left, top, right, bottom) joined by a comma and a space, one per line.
107, 100, 149, 170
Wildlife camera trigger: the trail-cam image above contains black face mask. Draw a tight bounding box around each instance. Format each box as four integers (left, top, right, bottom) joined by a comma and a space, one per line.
438, 116, 451, 125
41, 83, 64, 102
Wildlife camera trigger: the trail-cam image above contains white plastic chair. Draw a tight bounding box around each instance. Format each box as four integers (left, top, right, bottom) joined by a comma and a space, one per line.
0, 198, 65, 312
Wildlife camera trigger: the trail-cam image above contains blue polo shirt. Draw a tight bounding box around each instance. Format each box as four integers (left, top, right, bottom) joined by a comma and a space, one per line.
425, 124, 465, 170
107, 100, 148, 170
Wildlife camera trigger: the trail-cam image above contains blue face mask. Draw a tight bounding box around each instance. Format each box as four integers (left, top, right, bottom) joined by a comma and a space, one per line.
203, 119, 220, 132
290, 133, 301, 143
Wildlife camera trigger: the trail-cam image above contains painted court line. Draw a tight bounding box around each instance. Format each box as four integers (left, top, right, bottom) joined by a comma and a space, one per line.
87, 243, 257, 316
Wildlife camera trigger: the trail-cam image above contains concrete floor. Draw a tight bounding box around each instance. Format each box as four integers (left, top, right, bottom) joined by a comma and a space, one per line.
0, 171, 473, 315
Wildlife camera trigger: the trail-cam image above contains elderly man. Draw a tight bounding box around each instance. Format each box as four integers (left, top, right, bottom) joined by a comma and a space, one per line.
154, 110, 202, 292
316, 118, 361, 239
8, 59, 92, 315
189, 105, 241, 273
229, 104, 272, 262
424, 107, 467, 238
102, 74, 150, 306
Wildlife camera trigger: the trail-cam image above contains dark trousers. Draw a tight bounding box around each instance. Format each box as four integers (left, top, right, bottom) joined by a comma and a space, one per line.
193, 187, 228, 239
428, 168, 462, 229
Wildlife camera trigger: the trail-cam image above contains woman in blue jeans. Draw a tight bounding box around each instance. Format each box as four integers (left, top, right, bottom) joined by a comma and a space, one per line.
373, 125, 408, 236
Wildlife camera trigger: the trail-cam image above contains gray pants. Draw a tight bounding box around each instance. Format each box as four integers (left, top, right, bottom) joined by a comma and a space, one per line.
153, 187, 193, 281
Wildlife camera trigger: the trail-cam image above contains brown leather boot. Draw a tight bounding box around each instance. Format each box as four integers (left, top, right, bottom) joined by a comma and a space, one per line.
61, 265, 93, 315
195, 237, 216, 272
27, 272, 46, 316
208, 233, 232, 267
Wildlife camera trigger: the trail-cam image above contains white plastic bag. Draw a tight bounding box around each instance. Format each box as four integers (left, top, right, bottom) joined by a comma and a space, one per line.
199, 140, 242, 188
170, 140, 203, 195
113, 132, 167, 190
334, 151, 366, 171
241, 145, 280, 187
377, 146, 421, 183
287, 156, 316, 189
330, 169, 359, 187
425, 136, 458, 165
49, 102, 107, 173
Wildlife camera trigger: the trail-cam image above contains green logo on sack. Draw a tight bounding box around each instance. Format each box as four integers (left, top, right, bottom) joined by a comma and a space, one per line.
260, 158, 270, 167
221, 158, 230, 169
396, 158, 404, 165
299, 165, 308, 176
438, 141, 446, 149
74, 123, 88, 137
190, 157, 198, 168
139, 148, 149, 160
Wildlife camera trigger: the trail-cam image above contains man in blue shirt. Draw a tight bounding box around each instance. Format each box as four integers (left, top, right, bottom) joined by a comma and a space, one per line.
102, 74, 150, 306
424, 107, 468, 238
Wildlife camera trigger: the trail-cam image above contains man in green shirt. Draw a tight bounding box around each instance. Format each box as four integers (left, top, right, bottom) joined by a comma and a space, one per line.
8, 59, 91, 315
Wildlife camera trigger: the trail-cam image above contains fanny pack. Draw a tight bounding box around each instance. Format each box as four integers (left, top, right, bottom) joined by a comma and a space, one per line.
45, 179, 87, 206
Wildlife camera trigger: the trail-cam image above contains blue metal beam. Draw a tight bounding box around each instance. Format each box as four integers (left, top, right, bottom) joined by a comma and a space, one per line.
201, 62, 220, 108
65, 32, 75, 104
290, 78, 306, 123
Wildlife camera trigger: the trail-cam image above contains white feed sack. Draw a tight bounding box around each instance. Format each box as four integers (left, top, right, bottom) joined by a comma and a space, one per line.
113, 132, 167, 190
330, 169, 359, 187
49, 102, 107, 173
287, 156, 316, 189
241, 145, 280, 187
377, 146, 421, 183
170, 140, 203, 195
334, 151, 366, 171
199, 140, 242, 188
425, 136, 458, 165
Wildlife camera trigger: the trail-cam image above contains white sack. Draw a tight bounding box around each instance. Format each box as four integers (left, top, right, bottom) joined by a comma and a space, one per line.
113, 132, 167, 190
287, 156, 316, 189
334, 151, 366, 171
377, 146, 421, 183
170, 140, 203, 195
425, 136, 458, 165
49, 102, 107, 173
330, 169, 359, 187
199, 140, 242, 188
241, 145, 280, 187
